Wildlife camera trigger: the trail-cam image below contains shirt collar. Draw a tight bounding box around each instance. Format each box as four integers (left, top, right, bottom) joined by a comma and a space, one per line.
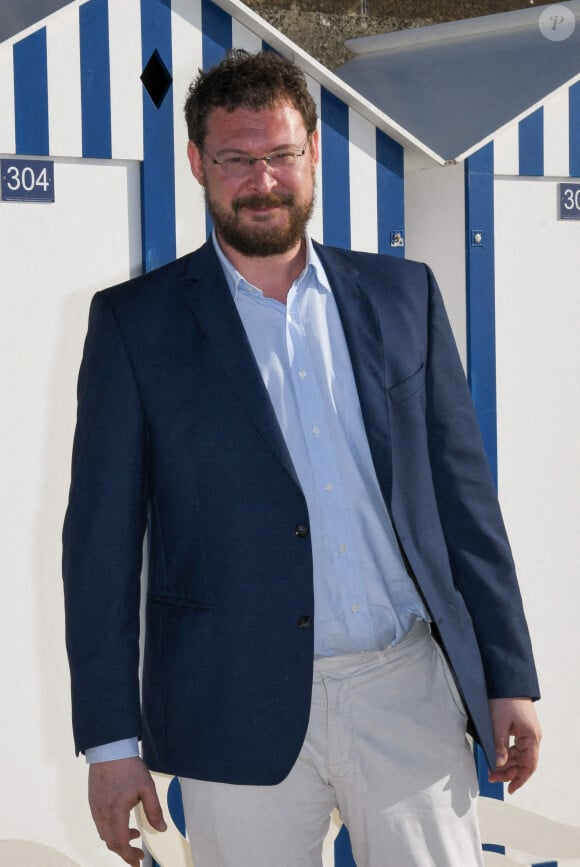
211, 230, 331, 300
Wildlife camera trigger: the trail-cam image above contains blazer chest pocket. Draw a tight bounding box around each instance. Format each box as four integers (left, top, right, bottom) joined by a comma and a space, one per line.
388, 363, 425, 405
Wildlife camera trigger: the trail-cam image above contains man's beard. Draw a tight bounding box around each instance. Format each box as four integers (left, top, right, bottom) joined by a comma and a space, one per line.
205, 187, 315, 257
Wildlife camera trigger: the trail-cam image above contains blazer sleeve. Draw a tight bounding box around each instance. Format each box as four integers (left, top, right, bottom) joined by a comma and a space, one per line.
423, 266, 540, 700
62, 291, 149, 754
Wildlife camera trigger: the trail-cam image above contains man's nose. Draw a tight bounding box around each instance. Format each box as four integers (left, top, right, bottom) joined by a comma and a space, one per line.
247, 159, 277, 189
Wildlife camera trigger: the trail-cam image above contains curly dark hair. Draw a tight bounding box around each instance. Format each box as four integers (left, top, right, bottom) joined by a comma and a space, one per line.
184, 49, 318, 148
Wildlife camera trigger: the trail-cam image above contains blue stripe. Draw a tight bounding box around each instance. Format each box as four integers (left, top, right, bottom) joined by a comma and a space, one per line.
140, 0, 176, 271
202, 0, 232, 70
464, 143, 498, 489
483, 844, 507, 855
202, 0, 232, 237
464, 151, 504, 850
167, 777, 186, 836
476, 747, 503, 800
13, 30, 49, 155
321, 88, 350, 249
569, 81, 580, 177
376, 129, 404, 257
80, 0, 112, 158
462, 177, 518, 867
335, 825, 357, 867
519, 108, 544, 177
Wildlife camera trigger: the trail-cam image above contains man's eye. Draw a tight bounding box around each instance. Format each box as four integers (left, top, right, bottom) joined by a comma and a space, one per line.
269, 153, 294, 166
224, 156, 246, 166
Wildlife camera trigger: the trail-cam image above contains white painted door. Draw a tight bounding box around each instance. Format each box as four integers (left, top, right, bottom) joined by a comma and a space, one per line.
494, 175, 580, 861
0, 156, 142, 866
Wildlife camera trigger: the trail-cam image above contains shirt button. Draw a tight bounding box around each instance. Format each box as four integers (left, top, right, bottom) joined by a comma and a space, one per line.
312, 425, 320, 436
295, 524, 310, 538
298, 370, 307, 379
325, 483, 334, 492
338, 543, 347, 554
351, 604, 359, 613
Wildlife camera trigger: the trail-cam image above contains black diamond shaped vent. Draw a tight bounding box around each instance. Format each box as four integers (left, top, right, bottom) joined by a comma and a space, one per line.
141, 50, 173, 109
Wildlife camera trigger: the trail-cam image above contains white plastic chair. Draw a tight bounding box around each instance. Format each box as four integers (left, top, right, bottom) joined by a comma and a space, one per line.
136, 771, 580, 867
135, 774, 342, 867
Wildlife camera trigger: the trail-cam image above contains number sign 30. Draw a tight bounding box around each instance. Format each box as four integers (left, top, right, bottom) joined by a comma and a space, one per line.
1, 159, 54, 203
559, 182, 580, 220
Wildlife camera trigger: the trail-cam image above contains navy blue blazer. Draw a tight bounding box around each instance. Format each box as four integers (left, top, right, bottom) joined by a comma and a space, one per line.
63, 239, 539, 783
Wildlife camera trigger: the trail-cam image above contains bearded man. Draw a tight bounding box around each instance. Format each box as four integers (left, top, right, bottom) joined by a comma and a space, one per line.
63, 49, 541, 867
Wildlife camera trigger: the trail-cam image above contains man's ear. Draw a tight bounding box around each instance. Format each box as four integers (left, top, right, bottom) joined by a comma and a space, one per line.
187, 141, 205, 186
309, 128, 320, 168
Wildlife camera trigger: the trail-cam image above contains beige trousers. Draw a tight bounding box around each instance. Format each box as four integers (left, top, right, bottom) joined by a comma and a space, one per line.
180, 621, 483, 867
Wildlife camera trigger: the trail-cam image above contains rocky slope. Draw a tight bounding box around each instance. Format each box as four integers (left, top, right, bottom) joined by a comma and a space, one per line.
243, 0, 548, 69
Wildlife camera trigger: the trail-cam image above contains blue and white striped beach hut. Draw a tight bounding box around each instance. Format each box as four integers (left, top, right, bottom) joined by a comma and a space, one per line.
339, 5, 580, 864
0, 2, 440, 866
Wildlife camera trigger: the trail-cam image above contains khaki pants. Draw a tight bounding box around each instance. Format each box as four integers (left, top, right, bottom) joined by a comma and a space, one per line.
181, 621, 483, 867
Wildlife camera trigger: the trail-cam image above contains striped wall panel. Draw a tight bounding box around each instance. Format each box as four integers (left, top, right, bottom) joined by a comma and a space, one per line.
493, 78, 580, 178
0, 0, 144, 160
0, 0, 406, 268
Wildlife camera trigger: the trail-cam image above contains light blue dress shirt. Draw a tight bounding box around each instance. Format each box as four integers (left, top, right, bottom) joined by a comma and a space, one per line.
214, 233, 426, 657
86, 233, 427, 762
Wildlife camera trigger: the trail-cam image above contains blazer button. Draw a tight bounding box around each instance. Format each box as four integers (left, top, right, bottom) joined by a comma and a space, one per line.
298, 615, 313, 629
295, 524, 309, 538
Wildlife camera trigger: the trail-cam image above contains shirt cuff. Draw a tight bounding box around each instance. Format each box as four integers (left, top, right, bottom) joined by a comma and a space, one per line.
85, 737, 140, 764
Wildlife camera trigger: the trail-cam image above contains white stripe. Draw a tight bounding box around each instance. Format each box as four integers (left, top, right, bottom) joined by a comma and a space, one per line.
348, 109, 378, 253
232, 18, 262, 53
544, 88, 570, 178
492, 120, 519, 176
306, 75, 324, 244
0, 46, 16, 154
46, 8, 82, 157
109, 0, 143, 160
171, 0, 207, 256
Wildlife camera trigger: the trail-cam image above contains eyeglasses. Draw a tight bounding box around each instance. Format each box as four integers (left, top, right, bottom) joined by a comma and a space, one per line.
203, 140, 308, 178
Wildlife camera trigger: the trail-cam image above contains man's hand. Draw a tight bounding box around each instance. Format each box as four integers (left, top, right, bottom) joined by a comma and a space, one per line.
89, 756, 167, 865
488, 697, 542, 794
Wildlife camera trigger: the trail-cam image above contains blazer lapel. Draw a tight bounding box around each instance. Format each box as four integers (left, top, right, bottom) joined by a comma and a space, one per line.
314, 243, 393, 508
179, 241, 301, 489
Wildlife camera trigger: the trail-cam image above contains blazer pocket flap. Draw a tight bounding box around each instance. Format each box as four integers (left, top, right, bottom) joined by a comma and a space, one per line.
388, 363, 425, 404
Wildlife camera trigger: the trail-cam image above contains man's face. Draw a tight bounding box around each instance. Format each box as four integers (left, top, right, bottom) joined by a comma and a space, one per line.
188, 101, 319, 257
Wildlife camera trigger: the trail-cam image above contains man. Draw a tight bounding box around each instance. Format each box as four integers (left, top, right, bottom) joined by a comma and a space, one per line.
63, 50, 541, 867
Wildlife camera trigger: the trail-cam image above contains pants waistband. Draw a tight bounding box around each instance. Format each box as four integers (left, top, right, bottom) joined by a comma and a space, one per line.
313, 618, 431, 676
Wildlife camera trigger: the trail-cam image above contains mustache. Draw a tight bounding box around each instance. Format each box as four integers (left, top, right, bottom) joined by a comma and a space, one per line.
232, 193, 295, 212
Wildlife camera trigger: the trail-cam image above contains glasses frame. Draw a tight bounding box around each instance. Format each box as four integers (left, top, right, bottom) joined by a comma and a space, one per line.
203, 139, 309, 176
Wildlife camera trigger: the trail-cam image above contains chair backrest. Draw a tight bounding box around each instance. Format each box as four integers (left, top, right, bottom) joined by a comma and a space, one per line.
478, 796, 580, 864
136, 773, 193, 867
0, 840, 82, 866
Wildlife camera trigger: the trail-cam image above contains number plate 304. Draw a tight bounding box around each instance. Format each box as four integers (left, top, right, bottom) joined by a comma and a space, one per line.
1, 159, 54, 203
